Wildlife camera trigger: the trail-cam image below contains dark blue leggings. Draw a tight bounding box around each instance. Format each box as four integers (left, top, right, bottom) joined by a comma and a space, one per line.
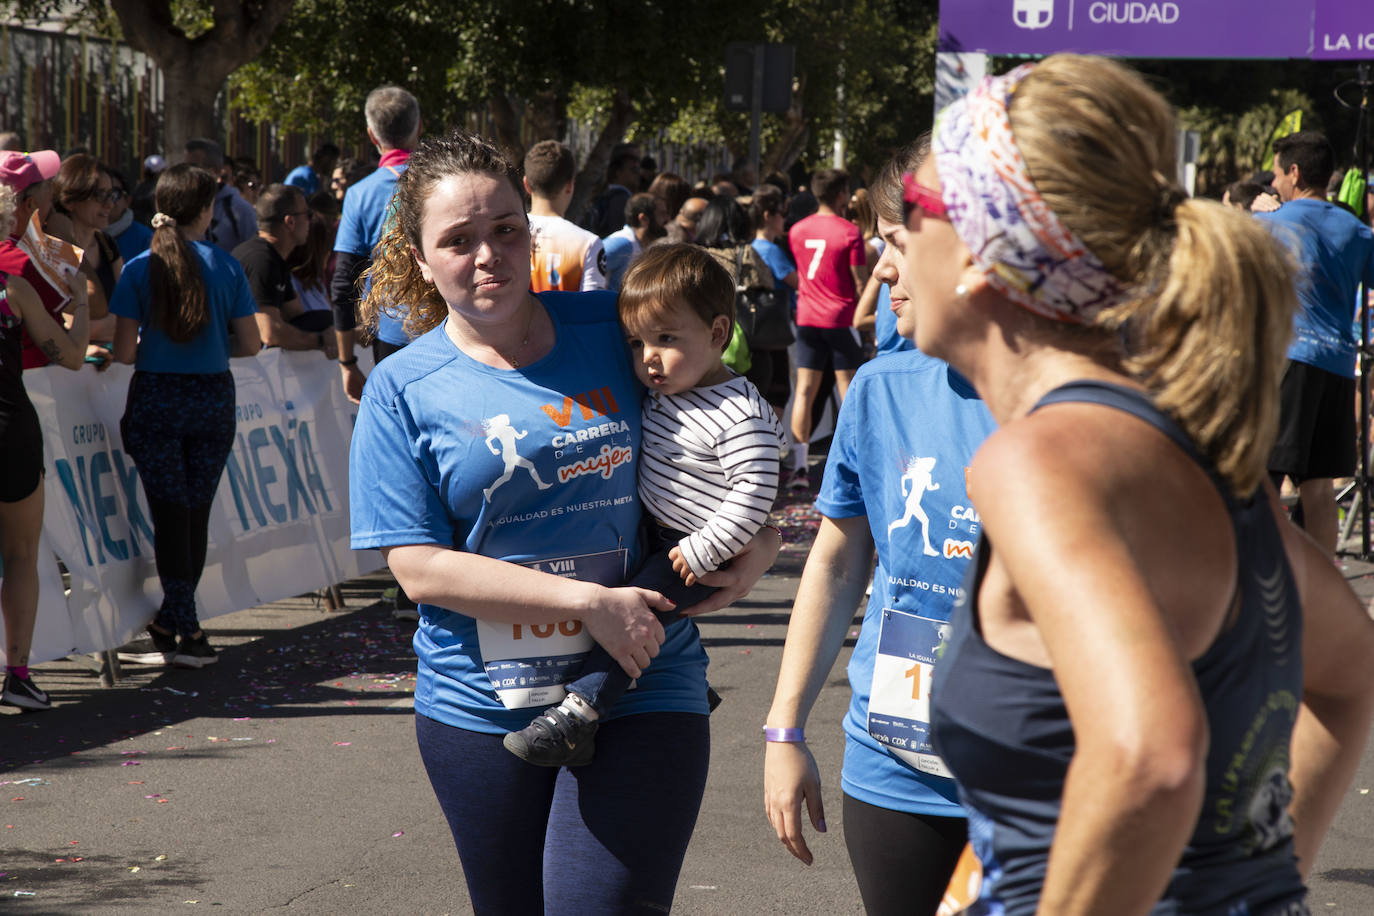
415, 711, 710, 915
121, 370, 235, 635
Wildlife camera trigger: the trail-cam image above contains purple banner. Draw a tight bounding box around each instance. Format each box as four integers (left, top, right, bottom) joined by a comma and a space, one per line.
940, 1, 1372, 60
1314, 3, 1374, 60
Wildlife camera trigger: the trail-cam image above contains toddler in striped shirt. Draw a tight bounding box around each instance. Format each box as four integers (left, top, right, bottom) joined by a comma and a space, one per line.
504, 243, 784, 767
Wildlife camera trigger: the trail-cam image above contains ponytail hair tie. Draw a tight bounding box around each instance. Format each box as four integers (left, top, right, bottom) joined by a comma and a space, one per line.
1156, 184, 1187, 226
151, 212, 177, 229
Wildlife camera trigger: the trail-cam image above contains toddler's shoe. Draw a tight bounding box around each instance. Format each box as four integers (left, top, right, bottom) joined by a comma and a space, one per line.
503, 702, 598, 767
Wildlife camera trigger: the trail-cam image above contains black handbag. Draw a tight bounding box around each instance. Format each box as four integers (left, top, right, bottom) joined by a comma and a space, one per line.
733, 248, 794, 350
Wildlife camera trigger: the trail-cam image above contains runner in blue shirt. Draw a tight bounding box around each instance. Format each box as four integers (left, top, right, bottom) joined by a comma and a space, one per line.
764, 140, 995, 915
111, 164, 261, 669
330, 87, 420, 403
1255, 130, 1374, 556
347, 129, 780, 914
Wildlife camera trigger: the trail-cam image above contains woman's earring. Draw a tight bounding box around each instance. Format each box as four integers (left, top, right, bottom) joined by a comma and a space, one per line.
955, 284, 969, 299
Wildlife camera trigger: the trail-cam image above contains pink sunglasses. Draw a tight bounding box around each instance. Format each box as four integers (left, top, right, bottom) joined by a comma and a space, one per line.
902, 172, 948, 223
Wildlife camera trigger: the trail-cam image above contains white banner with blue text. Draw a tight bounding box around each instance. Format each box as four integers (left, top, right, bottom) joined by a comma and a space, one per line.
11, 350, 384, 665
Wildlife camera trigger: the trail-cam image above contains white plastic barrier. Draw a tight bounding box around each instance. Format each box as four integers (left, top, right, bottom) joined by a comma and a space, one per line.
10, 349, 384, 665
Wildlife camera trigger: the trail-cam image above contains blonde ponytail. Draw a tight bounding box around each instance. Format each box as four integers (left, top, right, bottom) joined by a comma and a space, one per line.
1110, 199, 1296, 496
1011, 54, 1297, 496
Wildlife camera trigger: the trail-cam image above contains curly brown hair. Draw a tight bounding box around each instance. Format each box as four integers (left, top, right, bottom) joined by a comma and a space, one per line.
360, 129, 525, 341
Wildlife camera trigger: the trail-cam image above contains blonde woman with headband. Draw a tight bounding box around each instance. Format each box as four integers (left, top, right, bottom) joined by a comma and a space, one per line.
906, 55, 1374, 915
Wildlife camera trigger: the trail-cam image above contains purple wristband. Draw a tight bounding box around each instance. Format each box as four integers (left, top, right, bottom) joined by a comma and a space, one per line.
762, 726, 805, 743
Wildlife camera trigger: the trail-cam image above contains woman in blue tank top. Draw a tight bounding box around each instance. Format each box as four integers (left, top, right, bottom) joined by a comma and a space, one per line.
901, 55, 1374, 915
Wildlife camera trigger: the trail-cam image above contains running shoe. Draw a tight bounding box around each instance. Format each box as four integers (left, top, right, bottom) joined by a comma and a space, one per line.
785, 467, 810, 491
116, 626, 178, 666
173, 633, 219, 669
502, 704, 598, 767
2, 672, 52, 711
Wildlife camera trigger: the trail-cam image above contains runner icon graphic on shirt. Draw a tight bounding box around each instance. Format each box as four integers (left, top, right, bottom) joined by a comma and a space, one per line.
888, 455, 941, 556
482, 414, 552, 501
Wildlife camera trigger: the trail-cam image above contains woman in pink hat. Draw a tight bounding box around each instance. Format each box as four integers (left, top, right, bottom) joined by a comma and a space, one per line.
0, 165, 91, 711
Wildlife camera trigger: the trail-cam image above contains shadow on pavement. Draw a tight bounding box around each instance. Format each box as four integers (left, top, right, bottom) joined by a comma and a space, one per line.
0, 598, 417, 774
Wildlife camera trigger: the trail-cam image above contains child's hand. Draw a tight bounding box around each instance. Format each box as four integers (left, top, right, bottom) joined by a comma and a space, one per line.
669, 546, 698, 586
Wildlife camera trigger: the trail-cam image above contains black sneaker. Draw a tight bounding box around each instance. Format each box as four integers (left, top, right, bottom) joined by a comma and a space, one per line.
502, 704, 598, 767
2, 672, 52, 711
785, 467, 810, 491
117, 627, 178, 666
173, 633, 218, 669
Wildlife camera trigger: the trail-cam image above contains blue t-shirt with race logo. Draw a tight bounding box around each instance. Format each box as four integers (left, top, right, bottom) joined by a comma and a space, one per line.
109, 242, 258, 374
1257, 198, 1374, 378
816, 349, 996, 816
349, 290, 710, 733
334, 162, 409, 345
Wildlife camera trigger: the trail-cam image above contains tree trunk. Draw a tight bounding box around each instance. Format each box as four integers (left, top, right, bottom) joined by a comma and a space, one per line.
110, 0, 295, 157
763, 77, 810, 182
487, 93, 525, 163
529, 90, 567, 143
159, 63, 228, 160
567, 89, 635, 226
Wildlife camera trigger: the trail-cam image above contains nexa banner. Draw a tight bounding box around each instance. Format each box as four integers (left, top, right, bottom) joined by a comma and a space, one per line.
10, 351, 384, 666
940, 0, 1372, 60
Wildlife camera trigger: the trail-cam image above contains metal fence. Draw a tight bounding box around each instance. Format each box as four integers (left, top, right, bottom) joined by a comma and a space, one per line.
1, 23, 730, 190
0, 25, 163, 179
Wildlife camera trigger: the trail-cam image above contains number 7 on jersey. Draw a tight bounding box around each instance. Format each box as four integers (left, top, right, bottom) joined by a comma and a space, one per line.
803, 239, 827, 279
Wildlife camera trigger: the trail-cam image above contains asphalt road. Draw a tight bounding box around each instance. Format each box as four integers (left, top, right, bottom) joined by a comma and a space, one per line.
4, 527, 1374, 913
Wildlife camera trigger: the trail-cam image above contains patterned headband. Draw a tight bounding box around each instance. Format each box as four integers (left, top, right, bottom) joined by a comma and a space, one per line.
933, 64, 1128, 324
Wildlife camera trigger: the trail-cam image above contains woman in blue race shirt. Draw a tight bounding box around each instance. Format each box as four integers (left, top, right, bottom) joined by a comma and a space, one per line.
112, 164, 261, 669
910, 55, 1374, 915
346, 130, 779, 915
763, 140, 996, 915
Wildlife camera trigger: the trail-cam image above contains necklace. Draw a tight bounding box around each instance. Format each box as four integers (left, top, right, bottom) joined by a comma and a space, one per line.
496, 300, 538, 368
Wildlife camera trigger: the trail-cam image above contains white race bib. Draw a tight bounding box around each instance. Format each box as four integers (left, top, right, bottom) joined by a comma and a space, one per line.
475, 549, 626, 710
866, 608, 954, 778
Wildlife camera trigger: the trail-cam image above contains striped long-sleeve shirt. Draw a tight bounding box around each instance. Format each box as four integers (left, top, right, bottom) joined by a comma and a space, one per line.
638, 375, 785, 578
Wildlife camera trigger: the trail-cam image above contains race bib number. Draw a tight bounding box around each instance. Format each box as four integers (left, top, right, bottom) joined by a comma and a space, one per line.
867, 608, 953, 778
476, 548, 626, 710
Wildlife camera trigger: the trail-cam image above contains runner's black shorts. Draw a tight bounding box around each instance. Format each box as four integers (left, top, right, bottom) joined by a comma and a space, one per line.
1269, 359, 1356, 481
0, 399, 43, 503
794, 325, 864, 372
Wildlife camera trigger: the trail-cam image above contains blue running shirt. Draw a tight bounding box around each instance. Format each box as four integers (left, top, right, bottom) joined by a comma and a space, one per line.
816, 350, 995, 816
109, 242, 258, 374
1257, 198, 1374, 378
349, 291, 709, 733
